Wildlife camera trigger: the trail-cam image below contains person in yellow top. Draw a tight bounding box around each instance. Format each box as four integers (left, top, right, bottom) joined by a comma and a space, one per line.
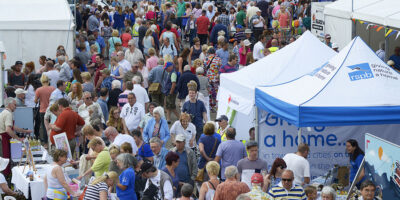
246, 173, 272, 200
216, 115, 230, 142
77, 137, 111, 179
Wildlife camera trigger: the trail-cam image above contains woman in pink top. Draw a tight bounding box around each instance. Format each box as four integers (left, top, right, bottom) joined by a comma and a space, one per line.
277, 5, 290, 29
146, 6, 156, 20
239, 40, 251, 66
146, 48, 159, 71
34, 74, 55, 144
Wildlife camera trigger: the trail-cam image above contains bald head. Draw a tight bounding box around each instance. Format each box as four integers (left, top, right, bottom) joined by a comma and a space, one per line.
271, 39, 278, 47
105, 126, 119, 142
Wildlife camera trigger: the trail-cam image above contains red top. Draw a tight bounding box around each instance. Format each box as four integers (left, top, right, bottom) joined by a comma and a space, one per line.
94, 63, 106, 87
196, 16, 210, 34
146, 11, 156, 20
120, 33, 132, 47
50, 107, 85, 144
35, 86, 55, 113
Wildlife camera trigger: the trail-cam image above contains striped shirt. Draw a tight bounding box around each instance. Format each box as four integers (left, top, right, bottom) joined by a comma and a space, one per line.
268, 183, 306, 200
84, 182, 109, 200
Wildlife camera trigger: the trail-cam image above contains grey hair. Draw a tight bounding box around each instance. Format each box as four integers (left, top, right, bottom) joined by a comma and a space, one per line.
236, 194, 251, 200
321, 186, 336, 199
83, 91, 92, 97
379, 41, 385, 50
136, 18, 142, 23
128, 39, 135, 46
181, 183, 194, 197
149, 137, 162, 145
116, 153, 134, 169
4, 97, 16, 107
57, 55, 66, 61
196, 67, 204, 74
112, 80, 121, 89
132, 76, 141, 84
225, 166, 239, 179
117, 51, 124, 56
183, 65, 191, 71
153, 106, 165, 119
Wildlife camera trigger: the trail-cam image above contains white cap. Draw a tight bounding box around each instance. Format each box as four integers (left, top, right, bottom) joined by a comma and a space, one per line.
332, 43, 339, 49
0, 157, 9, 172
175, 134, 186, 142
15, 88, 27, 95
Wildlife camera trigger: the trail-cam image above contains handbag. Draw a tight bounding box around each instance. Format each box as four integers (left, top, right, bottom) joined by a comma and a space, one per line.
195, 138, 218, 182
148, 82, 161, 94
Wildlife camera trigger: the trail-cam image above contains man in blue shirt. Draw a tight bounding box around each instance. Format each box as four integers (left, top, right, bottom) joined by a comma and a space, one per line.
210, 19, 228, 46
97, 87, 109, 122
93, 30, 106, 56
150, 137, 169, 169
389, 46, 400, 71
216, 42, 230, 67
171, 134, 198, 185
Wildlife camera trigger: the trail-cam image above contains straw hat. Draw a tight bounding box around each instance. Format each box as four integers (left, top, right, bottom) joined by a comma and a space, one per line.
0, 157, 9, 172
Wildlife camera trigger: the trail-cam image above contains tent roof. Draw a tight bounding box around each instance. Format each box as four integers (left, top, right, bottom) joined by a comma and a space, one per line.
324, 0, 379, 19
255, 37, 400, 127
218, 31, 336, 114
324, 0, 400, 29
0, 0, 74, 30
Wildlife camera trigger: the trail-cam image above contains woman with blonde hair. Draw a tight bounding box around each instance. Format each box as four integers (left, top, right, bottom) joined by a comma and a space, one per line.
35, 74, 55, 146
143, 29, 156, 57
81, 72, 94, 93
107, 106, 129, 134
78, 137, 111, 179
83, 171, 119, 200
146, 48, 159, 71
170, 112, 196, 148
110, 57, 124, 81
199, 161, 221, 200
108, 29, 122, 56
68, 82, 84, 111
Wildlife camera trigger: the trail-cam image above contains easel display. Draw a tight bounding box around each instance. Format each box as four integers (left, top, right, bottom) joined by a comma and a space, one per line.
20, 140, 36, 174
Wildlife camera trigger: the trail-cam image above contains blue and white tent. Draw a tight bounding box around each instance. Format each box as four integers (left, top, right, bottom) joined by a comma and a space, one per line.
255, 37, 400, 127
216, 31, 336, 139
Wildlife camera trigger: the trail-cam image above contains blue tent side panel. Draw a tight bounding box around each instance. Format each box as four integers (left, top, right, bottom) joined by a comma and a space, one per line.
255, 88, 300, 126
299, 106, 400, 127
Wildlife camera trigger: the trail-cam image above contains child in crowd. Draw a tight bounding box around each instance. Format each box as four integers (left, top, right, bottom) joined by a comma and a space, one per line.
304, 185, 318, 200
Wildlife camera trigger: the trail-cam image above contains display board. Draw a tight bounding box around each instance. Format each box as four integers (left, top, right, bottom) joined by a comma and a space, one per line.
0, 107, 34, 134
258, 111, 400, 179
311, 2, 331, 40
364, 133, 400, 199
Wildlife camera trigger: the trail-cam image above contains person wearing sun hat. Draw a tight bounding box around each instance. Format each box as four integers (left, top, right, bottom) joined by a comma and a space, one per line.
239, 39, 252, 68
15, 88, 27, 107
161, 62, 179, 124
0, 157, 18, 196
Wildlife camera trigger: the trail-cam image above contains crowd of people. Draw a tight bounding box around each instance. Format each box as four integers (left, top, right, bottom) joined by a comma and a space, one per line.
0, 0, 387, 199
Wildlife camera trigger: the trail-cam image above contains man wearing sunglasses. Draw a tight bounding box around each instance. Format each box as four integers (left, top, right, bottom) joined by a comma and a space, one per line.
268, 169, 307, 200
78, 91, 105, 124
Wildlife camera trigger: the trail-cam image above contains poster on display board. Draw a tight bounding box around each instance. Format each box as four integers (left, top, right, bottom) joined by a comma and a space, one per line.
364, 133, 400, 199
311, 2, 331, 40
257, 111, 400, 180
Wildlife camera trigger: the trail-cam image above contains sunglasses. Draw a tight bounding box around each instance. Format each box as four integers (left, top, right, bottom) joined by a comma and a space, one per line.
282, 178, 293, 182
85, 97, 92, 100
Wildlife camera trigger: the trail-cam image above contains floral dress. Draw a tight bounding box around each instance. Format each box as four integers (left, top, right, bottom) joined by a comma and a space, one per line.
205, 54, 222, 109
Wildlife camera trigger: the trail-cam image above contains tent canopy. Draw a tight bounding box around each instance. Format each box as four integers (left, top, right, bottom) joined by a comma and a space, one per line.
217, 31, 336, 115
324, 0, 400, 29
0, 0, 74, 30
256, 37, 400, 127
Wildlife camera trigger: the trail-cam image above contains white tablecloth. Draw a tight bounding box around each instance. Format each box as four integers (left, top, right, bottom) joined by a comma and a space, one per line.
11, 164, 78, 200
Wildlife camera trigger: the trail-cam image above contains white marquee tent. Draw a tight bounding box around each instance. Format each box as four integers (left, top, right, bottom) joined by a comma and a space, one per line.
216, 31, 336, 140
255, 36, 400, 127
0, 0, 75, 69
324, 0, 400, 56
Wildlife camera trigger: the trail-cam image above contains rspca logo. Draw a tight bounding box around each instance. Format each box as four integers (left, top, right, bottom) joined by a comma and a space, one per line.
347, 63, 374, 81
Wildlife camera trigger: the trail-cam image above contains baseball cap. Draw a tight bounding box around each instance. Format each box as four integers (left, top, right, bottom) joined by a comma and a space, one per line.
236, 24, 243, 29
163, 62, 174, 70
15, 61, 23, 65
251, 173, 263, 184
140, 161, 154, 173
255, 7, 261, 12
15, 88, 27, 95
332, 43, 339, 49
325, 34, 331, 39
175, 134, 186, 142
244, 29, 253, 34
215, 115, 228, 122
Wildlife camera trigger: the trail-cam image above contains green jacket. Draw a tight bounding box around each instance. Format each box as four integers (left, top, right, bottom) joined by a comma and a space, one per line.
91, 147, 111, 177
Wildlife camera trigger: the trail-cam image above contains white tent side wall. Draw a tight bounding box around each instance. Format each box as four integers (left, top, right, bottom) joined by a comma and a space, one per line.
0, 30, 74, 69
324, 15, 352, 50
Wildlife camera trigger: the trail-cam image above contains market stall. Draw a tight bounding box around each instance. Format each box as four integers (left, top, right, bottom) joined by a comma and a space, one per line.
255, 36, 400, 187
216, 31, 336, 140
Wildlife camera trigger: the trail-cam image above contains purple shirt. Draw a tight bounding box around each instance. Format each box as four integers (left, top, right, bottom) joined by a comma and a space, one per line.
216, 139, 247, 179
219, 64, 237, 74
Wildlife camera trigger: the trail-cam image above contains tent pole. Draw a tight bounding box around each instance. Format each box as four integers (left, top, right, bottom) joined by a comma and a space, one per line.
255, 106, 259, 143
0, 52, 3, 106
297, 128, 302, 145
